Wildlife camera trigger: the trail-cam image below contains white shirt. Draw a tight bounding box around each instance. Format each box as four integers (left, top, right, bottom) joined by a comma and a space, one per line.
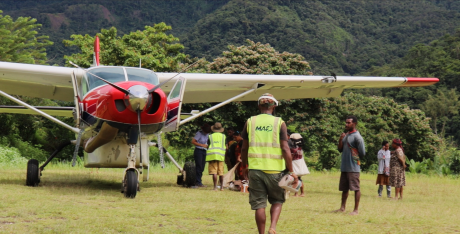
377, 149, 391, 174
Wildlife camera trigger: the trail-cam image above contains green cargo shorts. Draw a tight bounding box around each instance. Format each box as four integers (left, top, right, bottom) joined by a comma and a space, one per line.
248, 170, 285, 210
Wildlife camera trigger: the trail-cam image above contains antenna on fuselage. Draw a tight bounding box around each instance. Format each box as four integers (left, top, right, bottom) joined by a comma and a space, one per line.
139, 58, 141, 68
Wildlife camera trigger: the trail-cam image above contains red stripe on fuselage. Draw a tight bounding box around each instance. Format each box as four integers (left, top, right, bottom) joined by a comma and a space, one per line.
81, 81, 167, 125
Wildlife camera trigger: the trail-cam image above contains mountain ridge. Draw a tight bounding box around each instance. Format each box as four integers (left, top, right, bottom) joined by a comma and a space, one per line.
2, 0, 460, 75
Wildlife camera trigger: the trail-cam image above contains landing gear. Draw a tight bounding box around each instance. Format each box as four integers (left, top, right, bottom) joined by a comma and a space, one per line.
148, 142, 196, 188
123, 169, 138, 198
26, 159, 40, 186
122, 144, 139, 198
182, 161, 196, 188
26, 141, 72, 187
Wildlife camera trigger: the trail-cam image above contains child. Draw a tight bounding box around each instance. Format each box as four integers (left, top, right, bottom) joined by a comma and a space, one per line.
376, 141, 391, 198
290, 133, 307, 197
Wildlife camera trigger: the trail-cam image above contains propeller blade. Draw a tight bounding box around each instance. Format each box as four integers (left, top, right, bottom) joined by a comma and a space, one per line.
137, 109, 143, 165
87, 71, 131, 95
148, 58, 203, 94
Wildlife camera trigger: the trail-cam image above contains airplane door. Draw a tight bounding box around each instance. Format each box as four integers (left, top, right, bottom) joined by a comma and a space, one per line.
162, 77, 187, 132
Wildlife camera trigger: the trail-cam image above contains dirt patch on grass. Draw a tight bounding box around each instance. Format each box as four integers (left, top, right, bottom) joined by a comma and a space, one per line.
0, 221, 14, 225
45, 13, 69, 30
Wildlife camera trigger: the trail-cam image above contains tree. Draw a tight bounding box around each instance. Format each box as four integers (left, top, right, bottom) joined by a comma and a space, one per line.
63, 22, 186, 71
291, 93, 440, 170
207, 39, 312, 75
0, 10, 52, 64
0, 11, 72, 162
421, 88, 460, 137
355, 30, 460, 144
166, 40, 312, 147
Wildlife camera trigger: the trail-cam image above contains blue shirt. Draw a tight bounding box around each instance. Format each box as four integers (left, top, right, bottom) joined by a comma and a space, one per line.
194, 130, 209, 150
340, 131, 365, 173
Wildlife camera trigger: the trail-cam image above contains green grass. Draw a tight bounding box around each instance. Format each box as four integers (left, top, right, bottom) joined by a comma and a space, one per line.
1, 163, 459, 233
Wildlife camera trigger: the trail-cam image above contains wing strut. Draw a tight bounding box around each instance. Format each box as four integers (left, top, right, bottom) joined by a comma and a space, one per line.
0, 89, 80, 133
179, 83, 265, 126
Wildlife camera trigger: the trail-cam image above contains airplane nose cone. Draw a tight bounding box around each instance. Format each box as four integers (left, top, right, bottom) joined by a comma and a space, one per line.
127, 85, 149, 111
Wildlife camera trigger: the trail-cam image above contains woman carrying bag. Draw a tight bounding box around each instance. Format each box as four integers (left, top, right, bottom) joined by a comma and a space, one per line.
289, 133, 310, 197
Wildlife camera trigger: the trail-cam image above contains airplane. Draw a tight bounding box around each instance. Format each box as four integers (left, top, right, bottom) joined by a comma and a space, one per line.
0, 37, 439, 198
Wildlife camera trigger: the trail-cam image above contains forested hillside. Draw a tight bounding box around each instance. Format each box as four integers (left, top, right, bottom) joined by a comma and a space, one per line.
0, 0, 228, 65
3, 0, 460, 74
184, 0, 460, 75
356, 30, 460, 144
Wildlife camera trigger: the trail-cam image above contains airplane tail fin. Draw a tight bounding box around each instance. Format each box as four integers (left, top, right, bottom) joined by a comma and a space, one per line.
93, 36, 100, 66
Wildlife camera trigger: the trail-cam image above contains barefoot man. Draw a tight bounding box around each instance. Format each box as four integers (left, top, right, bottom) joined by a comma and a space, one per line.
241, 93, 298, 234
206, 122, 227, 191
334, 115, 365, 215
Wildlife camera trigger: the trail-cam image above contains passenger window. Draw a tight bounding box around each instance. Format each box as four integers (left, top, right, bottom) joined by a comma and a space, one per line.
169, 80, 182, 100
80, 74, 89, 96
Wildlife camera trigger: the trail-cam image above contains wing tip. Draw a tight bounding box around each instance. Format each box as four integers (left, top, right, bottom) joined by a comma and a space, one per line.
398, 77, 439, 87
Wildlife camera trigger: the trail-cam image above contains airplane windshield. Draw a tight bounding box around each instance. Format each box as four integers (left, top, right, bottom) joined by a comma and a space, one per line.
87, 67, 125, 90
126, 68, 159, 85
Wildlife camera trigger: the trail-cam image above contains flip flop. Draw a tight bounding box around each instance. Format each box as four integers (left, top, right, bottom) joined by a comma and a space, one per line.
268, 228, 276, 234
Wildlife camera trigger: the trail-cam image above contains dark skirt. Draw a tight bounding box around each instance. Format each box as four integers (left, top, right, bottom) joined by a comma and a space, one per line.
376, 174, 389, 185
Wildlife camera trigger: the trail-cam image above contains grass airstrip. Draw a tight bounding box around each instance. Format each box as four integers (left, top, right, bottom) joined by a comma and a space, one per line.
1, 163, 459, 233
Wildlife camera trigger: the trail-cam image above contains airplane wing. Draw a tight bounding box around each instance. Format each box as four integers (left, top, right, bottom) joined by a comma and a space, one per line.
0, 62, 76, 101
0, 61, 439, 105
156, 73, 439, 104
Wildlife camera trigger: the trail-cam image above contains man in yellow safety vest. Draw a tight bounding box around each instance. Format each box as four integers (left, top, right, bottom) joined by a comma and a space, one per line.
206, 122, 227, 191
241, 93, 299, 234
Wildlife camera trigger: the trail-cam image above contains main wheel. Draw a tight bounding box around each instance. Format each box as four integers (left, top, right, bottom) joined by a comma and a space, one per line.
26, 159, 40, 187
183, 161, 196, 187
124, 170, 138, 198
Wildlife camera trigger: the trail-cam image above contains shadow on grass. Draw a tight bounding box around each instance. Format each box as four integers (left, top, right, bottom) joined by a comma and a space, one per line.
0, 172, 183, 197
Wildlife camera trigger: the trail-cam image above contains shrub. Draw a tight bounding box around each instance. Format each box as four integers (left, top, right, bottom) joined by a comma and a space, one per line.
407, 158, 430, 174
11, 138, 48, 162
0, 145, 27, 165
449, 151, 460, 174
368, 164, 378, 174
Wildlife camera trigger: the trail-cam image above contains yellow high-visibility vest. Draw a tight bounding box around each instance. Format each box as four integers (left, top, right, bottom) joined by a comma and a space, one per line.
247, 114, 285, 171
206, 133, 226, 162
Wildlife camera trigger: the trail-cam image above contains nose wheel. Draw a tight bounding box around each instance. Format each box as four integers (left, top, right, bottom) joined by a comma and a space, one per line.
121, 144, 140, 198
123, 169, 139, 198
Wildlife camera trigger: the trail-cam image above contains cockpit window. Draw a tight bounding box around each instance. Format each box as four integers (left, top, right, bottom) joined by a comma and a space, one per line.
86, 67, 126, 90
126, 68, 159, 85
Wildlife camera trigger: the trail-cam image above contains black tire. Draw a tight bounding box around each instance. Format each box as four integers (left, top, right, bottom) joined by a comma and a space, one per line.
176, 175, 184, 185
183, 161, 196, 187
26, 159, 40, 187
124, 170, 138, 198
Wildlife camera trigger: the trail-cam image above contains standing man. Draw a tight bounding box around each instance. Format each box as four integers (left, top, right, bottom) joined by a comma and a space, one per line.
225, 127, 237, 171
232, 131, 247, 180
192, 124, 211, 187
206, 122, 227, 191
334, 115, 365, 215
241, 93, 298, 234
226, 127, 235, 147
